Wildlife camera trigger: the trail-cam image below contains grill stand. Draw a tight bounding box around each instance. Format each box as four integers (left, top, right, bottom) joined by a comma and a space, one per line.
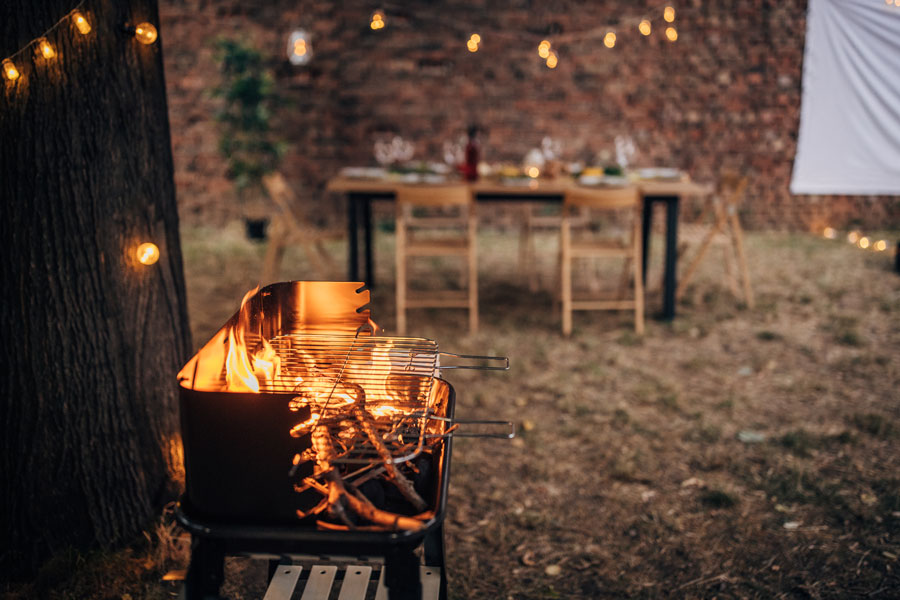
176, 513, 447, 600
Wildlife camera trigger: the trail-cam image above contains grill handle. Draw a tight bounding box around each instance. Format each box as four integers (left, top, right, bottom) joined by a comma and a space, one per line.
438, 352, 509, 371
428, 416, 516, 439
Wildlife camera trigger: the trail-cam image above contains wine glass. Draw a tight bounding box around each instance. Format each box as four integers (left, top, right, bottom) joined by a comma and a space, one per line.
541, 136, 562, 161
391, 136, 415, 164
614, 135, 636, 170
374, 137, 393, 167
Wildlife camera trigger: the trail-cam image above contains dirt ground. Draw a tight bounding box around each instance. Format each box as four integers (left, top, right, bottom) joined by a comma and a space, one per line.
7, 218, 899, 599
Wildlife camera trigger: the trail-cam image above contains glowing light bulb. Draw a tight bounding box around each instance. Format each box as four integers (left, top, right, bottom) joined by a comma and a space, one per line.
847, 231, 860, 244
137, 242, 160, 265
370, 11, 385, 30
538, 40, 551, 58
470, 33, 481, 44
546, 51, 558, 69
858, 236, 870, 249
72, 11, 91, 35
639, 20, 652, 36
666, 26, 678, 42
467, 39, 479, 52
133, 22, 158, 45
527, 166, 540, 178
664, 6, 676, 22
874, 239, 887, 252
37, 37, 56, 59
604, 32, 616, 48
288, 29, 312, 65
823, 227, 837, 239
2, 59, 19, 81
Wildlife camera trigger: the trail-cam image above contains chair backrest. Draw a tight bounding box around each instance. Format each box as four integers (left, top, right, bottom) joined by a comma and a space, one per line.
263, 172, 300, 214
718, 170, 749, 210
396, 184, 472, 207
564, 185, 639, 210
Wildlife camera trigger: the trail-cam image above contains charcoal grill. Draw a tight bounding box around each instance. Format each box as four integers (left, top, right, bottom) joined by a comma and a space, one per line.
175, 282, 509, 600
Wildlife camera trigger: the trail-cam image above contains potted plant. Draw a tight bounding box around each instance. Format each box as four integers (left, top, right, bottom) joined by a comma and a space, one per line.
214, 38, 286, 240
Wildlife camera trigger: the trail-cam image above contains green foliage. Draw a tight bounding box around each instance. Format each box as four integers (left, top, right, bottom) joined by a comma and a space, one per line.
213, 39, 286, 192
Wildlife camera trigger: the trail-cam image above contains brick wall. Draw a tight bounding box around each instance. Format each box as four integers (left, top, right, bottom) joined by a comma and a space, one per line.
160, 0, 899, 230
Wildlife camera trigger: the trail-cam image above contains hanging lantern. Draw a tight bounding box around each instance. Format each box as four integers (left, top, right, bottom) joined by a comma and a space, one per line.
287, 29, 313, 65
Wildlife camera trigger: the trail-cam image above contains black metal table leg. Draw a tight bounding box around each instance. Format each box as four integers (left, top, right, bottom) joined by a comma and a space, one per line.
662, 195, 680, 320
641, 195, 680, 320
363, 197, 374, 287
348, 194, 359, 281
641, 197, 654, 286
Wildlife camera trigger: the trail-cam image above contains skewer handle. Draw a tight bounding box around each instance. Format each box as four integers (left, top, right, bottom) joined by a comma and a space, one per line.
428, 416, 516, 439
438, 353, 509, 370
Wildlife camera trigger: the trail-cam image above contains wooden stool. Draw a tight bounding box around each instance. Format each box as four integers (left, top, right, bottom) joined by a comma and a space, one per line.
676, 171, 754, 308
395, 185, 477, 335
261, 172, 342, 284
561, 186, 644, 335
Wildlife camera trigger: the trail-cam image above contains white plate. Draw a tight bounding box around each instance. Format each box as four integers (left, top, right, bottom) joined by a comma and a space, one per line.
578, 175, 628, 187
637, 167, 681, 180
340, 166, 387, 179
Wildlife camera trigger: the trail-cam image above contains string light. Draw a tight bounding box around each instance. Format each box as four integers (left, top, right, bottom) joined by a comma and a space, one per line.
666, 26, 678, 42
664, 6, 676, 22
136, 242, 160, 265
639, 19, 652, 36
603, 31, 616, 48
538, 40, 551, 58
72, 10, 91, 35
287, 29, 312, 65
370, 10, 385, 30
3, 59, 19, 81
37, 38, 56, 59
546, 50, 558, 69
3, 3, 91, 85
467, 33, 481, 52
823, 228, 890, 253
132, 22, 158, 45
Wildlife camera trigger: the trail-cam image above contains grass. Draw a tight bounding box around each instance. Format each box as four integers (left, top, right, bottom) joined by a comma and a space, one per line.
7, 226, 899, 599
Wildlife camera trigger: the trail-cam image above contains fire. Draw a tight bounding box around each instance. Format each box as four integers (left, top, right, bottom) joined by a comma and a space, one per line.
222, 286, 283, 392
177, 281, 449, 532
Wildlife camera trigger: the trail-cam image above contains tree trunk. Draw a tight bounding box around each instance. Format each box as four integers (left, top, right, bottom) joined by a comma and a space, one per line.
0, 0, 191, 575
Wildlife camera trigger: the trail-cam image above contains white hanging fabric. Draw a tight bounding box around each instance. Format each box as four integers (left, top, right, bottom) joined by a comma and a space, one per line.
790, 0, 900, 195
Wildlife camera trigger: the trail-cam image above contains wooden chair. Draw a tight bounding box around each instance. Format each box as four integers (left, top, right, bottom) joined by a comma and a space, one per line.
395, 185, 477, 335
676, 171, 754, 308
261, 172, 342, 284
561, 186, 644, 335
518, 204, 561, 292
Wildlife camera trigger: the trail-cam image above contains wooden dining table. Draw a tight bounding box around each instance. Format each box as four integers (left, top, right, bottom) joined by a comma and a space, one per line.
326, 175, 713, 320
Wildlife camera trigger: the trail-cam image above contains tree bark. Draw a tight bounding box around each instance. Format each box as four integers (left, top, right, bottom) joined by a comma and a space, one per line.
0, 0, 191, 575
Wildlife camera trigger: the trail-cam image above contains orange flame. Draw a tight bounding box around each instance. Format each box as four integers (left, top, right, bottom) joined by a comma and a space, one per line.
221, 286, 283, 392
